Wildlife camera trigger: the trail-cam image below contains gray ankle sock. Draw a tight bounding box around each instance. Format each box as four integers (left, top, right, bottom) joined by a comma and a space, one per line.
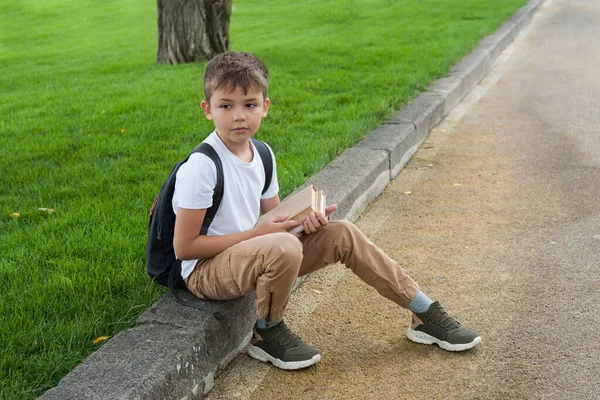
256, 319, 281, 329
408, 291, 434, 313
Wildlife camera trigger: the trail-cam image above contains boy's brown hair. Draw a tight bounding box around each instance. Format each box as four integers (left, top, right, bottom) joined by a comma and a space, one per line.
202, 51, 269, 102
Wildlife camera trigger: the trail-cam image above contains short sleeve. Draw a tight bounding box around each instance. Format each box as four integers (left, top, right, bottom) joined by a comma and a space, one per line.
173, 153, 217, 211
261, 143, 279, 199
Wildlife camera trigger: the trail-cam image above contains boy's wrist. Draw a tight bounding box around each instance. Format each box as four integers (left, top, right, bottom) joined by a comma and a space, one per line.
250, 225, 262, 238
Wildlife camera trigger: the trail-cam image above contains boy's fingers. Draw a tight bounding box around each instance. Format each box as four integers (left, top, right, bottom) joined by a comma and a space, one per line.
305, 213, 317, 233
272, 213, 289, 223
325, 204, 337, 216
282, 219, 300, 229
315, 211, 328, 225
303, 219, 312, 233
308, 211, 319, 227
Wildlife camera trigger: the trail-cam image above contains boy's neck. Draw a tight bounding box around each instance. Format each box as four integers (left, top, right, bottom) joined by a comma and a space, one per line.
215, 130, 254, 162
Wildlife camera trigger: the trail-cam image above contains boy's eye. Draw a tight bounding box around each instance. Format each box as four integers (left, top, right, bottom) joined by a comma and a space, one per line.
246, 103, 257, 108
219, 104, 231, 109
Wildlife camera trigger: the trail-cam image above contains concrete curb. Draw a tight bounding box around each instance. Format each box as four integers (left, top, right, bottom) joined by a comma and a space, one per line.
41, 1, 543, 398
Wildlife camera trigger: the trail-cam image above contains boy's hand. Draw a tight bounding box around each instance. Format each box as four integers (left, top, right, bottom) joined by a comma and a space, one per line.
255, 213, 301, 236
302, 204, 337, 235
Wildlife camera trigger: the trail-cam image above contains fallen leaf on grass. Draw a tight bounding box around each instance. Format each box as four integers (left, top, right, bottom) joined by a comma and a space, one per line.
93, 336, 110, 344
38, 208, 55, 213
10, 212, 20, 218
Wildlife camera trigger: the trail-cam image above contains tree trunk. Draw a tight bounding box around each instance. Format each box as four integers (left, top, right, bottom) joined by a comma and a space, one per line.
157, 0, 232, 64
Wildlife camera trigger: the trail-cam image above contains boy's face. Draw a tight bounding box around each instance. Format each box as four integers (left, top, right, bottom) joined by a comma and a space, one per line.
201, 85, 270, 146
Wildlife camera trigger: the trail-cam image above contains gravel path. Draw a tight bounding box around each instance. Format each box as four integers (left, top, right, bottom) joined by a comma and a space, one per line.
208, 1, 600, 398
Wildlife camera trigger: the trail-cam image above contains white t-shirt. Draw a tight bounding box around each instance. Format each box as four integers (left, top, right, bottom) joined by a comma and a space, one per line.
172, 131, 279, 279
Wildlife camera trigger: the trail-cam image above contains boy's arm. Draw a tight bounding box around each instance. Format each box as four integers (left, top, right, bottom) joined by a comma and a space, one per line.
174, 206, 299, 260
260, 194, 280, 214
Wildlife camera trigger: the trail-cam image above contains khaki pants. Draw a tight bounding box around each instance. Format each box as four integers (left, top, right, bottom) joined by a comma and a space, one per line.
185, 220, 420, 322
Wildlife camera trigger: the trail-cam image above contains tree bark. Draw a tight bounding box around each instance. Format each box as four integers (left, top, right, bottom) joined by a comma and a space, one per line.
157, 0, 232, 64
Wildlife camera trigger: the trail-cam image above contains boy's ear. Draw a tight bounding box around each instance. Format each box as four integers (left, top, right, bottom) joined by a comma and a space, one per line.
262, 97, 270, 117
200, 100, 213, 120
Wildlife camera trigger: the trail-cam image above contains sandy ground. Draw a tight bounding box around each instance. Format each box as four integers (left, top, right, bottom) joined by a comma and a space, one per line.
207, 1, 600, 398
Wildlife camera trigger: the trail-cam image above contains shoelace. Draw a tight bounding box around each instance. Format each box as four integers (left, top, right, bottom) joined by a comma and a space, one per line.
424, 305, 461, 331
265, 322, 302, 348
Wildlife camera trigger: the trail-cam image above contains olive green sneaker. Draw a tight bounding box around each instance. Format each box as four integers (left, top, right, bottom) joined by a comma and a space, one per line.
247, 320, 321, 370
407, 301, 481, 351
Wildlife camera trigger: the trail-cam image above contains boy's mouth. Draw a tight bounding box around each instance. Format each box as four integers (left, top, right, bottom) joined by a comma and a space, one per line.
232, 127, 249, 133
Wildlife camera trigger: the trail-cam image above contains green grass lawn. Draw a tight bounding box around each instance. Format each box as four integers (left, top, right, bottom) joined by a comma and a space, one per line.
1, 0, 525, 397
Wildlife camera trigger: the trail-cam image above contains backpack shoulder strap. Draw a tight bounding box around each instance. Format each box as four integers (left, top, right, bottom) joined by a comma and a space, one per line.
192, 142, 224, 234
167, 142, 224, 319
251, 138, 273, 195
168, 261, 222, 320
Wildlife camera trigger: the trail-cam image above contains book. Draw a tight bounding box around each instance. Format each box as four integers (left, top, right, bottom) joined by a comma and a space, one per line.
257, 184, 327, 234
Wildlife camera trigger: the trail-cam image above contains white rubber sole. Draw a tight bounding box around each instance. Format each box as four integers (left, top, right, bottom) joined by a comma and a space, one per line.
406, 327, 482, 352
247, 344, 321, 370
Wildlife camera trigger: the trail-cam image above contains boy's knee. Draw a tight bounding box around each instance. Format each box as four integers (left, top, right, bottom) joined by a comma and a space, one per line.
264, 232, 303, 266
328, 219, 359, 238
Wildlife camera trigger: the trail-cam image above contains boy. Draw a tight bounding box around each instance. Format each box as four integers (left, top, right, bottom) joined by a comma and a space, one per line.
173, 51, 481, 371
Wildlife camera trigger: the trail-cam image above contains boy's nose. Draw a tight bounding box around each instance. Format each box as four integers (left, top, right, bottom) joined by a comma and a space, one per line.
233, 109, 246, 121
